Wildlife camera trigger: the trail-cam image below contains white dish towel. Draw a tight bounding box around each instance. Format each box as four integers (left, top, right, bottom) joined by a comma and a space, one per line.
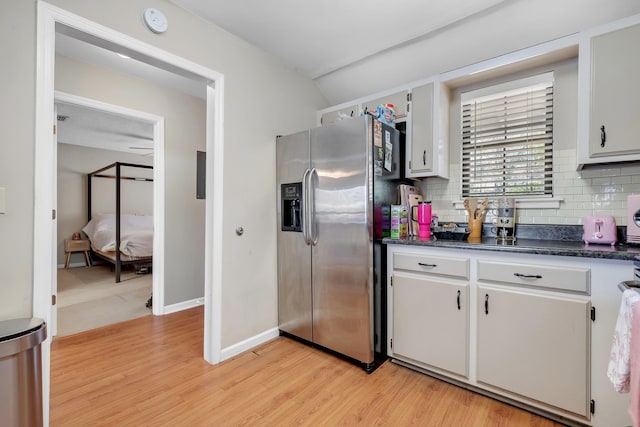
608, 289, 640, 392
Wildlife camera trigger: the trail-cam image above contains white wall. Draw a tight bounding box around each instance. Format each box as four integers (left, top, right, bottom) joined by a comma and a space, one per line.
316, 0, 640, 105
0, 0, 37, 320
57, 143, 153, 266
1, 0, 328, 354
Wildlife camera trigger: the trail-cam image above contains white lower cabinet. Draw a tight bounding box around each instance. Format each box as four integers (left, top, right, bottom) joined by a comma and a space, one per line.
392, 273, 468, 377
477, 285, 590, 417
387, 246, 606, 425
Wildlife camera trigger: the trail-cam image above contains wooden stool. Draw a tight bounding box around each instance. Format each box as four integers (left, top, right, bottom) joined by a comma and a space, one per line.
64, 239, 91, 269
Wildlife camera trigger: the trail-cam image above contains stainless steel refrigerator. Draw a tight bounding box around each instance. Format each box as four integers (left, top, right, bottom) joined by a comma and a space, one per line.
276, 114, 400, 372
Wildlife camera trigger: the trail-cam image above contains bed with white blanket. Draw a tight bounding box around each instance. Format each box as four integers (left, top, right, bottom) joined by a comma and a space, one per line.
83, 213, 153, 259
86, 162, 153, 283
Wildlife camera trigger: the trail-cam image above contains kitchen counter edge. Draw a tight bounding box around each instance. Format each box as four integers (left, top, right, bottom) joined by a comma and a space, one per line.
382, 237, 640, 261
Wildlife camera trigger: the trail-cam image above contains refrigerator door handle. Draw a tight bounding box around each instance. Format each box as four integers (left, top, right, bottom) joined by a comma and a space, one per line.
302, 168, 312, 245
310, 168, 319, 246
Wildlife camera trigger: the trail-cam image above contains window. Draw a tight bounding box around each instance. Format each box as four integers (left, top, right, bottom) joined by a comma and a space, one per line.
461, 73, 553, 198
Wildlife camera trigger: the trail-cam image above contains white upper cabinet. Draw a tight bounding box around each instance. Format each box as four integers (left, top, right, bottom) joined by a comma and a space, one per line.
407, 83, 433, 176
578, 16, 640, 168
589, 23, 640, 157
319, 104, 358, 126
405, 82, 449, 179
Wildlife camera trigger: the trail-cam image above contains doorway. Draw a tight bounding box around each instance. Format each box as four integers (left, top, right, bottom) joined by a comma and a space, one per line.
54, 93, 162, 337
35, 3, 224, 424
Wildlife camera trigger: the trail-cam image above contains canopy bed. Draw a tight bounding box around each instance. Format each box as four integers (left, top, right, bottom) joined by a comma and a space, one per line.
82, 162, 153, 283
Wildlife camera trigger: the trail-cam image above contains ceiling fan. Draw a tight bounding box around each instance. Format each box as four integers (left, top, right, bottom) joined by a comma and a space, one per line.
128, 146, 154, 156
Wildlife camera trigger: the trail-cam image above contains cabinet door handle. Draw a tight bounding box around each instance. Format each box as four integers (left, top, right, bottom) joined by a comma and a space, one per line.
484, 293, 489, 315
418, 262, 437, 268
600, 125, 606, 148
423, 150, 426, 166
457, 290, 461, 310
514, 273, 542, 279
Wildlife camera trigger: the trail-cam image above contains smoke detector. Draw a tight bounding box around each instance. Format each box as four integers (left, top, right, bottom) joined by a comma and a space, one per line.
142, 8, 168, 34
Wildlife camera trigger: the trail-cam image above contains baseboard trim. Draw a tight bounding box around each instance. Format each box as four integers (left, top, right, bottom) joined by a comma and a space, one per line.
153, 298, 279, 362
163, 297, 204, 315
221, 327, 280, 361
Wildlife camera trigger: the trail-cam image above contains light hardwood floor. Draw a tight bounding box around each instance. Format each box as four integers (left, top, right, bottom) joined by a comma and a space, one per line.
51, 306, 563, 426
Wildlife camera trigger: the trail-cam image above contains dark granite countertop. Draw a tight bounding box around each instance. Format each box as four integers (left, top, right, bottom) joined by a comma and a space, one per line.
382, 224, 640, 261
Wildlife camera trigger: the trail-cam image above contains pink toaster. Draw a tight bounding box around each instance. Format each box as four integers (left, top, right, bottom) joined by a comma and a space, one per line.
583, 215, 617, 245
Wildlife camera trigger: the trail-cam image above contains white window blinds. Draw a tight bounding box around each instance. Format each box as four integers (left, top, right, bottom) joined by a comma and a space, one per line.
461, 74, 554, 198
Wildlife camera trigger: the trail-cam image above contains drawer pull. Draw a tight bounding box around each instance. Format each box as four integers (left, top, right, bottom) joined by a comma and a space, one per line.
514, 273, 542, 279
418, 262, 437, 268
457, 290, 461, 310
484, 294, 489, 315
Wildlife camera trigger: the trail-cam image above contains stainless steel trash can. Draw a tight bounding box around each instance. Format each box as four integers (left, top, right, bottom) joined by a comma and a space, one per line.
0, 318, 47, 427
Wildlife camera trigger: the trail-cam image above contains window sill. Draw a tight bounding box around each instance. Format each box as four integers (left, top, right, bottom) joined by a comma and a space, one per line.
453, 197, 563, 210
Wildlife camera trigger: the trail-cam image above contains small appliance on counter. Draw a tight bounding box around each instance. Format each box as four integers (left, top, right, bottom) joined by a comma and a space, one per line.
627, 194, 640, 244
583, 215, 617, 245
494, 197, 516, 243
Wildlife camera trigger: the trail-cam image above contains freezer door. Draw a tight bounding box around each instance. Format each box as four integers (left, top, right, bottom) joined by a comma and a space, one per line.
310, 116, 374, 364
276, 130, 312, 341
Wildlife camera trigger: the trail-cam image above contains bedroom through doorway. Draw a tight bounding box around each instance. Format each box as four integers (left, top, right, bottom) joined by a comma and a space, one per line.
54, 94, 161, 337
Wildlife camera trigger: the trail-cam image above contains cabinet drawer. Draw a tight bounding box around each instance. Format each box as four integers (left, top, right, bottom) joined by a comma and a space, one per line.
477, 260, 589, 293
394, 252, 469, 279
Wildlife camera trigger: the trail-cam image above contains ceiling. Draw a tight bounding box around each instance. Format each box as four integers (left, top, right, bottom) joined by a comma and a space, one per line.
56, 101, 154, 156
169, 0, 507, 79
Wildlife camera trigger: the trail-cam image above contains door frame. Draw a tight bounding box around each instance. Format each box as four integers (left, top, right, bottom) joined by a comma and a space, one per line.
35, 2, 224, 424
53, 91, 166, 335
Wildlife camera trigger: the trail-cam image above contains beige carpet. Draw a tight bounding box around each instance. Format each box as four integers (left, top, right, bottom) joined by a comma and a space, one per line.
56, 265, 152, 337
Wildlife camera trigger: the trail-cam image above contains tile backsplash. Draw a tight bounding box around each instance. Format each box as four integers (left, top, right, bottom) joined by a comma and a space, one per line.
420, 148, 640, 226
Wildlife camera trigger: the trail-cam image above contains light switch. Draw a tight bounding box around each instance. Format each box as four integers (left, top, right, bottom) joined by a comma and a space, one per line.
0, 187, 5, 214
